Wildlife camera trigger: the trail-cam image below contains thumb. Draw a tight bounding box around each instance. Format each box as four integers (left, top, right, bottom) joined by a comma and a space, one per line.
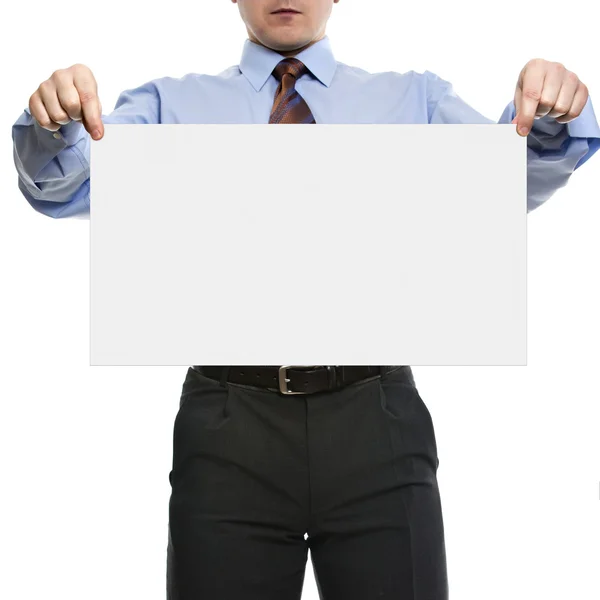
513, 86, 522, 127
82, 96, 104, 140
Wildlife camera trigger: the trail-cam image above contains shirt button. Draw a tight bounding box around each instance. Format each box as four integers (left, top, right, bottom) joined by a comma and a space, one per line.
53, 132, 61, 139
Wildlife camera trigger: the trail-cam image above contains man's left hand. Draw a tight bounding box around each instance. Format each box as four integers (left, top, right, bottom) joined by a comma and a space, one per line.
513, 58, 588, 137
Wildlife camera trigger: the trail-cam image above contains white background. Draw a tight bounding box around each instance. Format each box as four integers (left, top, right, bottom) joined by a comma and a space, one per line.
1, 0, 599, 598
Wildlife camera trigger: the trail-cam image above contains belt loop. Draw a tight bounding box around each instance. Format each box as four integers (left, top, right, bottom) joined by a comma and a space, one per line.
219, 366, 231, 388
326, 366, 337, 389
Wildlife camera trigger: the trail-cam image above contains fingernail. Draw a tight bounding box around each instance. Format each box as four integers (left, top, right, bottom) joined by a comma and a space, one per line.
519, 126, 529, 136
92, 129, 102, 140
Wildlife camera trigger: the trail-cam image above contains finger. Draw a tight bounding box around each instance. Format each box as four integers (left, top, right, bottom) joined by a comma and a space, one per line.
547, 71, 579, 119
72, 68, 103, 138
515, 60, 547, 135
555, 83, 589, 124
38, 80, 71, 127
29, 90, 61, 132
536, 63, 565, 119
53, 69, 83, 122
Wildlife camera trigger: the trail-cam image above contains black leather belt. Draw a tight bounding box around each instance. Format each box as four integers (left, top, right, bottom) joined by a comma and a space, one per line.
192, 366, 409, 395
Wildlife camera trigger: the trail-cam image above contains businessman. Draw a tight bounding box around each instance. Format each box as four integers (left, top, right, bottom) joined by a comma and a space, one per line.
11, 1, 600, 598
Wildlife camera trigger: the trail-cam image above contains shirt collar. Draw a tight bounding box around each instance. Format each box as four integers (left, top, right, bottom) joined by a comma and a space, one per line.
239, 35, 337, 92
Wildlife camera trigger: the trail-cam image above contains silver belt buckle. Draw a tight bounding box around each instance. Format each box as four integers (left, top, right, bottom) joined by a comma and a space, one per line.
278, 366, 318, 395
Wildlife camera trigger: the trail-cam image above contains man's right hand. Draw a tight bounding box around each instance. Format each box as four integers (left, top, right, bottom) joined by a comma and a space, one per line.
29, 64, 104, 140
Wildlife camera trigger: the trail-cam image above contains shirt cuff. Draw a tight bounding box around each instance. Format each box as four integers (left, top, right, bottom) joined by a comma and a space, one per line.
565, 94, 600, 139
25, 106, 86, 147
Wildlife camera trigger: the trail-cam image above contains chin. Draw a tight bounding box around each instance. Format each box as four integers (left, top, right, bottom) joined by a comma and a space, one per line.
267, 35, 308, 51
257, 27, 306, 48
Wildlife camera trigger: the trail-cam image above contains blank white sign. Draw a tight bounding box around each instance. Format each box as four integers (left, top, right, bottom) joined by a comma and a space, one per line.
90, 124, 526, 366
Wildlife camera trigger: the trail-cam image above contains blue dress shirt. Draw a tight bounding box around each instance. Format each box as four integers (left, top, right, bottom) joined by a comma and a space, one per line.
11, 35, 600, 219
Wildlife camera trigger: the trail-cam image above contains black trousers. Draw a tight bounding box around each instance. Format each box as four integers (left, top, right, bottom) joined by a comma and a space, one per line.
167, 367, 448, 600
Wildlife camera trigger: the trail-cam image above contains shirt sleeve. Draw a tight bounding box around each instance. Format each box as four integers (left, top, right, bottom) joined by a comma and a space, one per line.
11, 78, 163, 220
425, 70, 600, 213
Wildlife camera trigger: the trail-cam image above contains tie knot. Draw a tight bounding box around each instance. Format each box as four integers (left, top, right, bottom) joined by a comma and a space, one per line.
273, 58, 309, 83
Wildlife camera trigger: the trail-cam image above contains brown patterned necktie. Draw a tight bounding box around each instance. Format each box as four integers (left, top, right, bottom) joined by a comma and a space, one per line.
269, 58, 316, 124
